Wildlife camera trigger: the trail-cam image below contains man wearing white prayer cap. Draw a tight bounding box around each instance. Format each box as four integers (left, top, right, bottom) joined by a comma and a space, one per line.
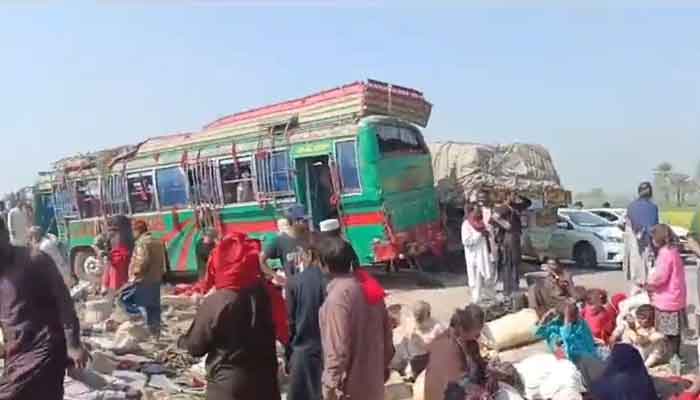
319, 219, 360, 269
319, 219, 341, 235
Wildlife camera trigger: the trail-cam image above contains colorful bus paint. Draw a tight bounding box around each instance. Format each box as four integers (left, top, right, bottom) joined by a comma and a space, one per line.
46, 80, 444, 281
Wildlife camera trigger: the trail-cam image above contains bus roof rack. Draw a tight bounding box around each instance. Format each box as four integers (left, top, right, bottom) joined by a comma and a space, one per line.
203, 79, 432, 133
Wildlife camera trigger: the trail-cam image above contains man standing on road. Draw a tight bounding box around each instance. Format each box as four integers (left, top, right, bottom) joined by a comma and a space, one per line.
28, 226, 72, 287
119, 220, 166, 337
625, 182, 659, 286
491, 192, 532, 298
7, 200, 29, 247
475, 190, 498, 285
319, 236, 394, 400
0, 218, 89, 399
687, 207, 700, 333
286, 235, 327, 400
260, 205, 309, 281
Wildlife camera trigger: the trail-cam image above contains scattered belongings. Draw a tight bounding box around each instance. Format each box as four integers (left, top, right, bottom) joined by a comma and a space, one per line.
384, 371, 413, 400
84, 299, 114, 325
482, 309, 540, 351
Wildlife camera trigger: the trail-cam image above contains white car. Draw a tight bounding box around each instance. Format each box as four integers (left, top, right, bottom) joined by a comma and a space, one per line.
588, 208, 689, 251
523, 209, 624, 268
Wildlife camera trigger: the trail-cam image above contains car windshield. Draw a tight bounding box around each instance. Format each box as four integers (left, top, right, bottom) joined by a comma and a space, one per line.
592, 211, 619, 222
562, 211, 611, 227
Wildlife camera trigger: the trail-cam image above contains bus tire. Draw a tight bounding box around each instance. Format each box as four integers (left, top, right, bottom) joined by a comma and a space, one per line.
73, 249, 101, 284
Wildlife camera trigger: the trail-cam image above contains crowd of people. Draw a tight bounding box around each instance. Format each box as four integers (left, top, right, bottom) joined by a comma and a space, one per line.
176, 211, 394, 400
0, 213, 169, 399
0, 180, 699, 400
453, 182, 700, 400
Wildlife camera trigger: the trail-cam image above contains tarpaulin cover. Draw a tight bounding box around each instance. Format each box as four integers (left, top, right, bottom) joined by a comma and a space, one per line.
429, 142, 563, 205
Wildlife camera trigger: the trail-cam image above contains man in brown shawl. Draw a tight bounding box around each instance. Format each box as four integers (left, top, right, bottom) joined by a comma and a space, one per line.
318, 236, 394, 400
491, 193, 532, 297
0, 218, 89, 399
527, 258, 576, 317
424, 305, 491, 400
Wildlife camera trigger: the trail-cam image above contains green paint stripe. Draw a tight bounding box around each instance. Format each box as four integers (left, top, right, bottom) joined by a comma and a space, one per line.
166, 223, 196, 269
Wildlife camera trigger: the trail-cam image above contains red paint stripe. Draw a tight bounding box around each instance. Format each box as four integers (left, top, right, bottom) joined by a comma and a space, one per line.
222, 220, 278, 235
161, 218, 194, 244
176, 227, 197, 272
343, 211, 384, 226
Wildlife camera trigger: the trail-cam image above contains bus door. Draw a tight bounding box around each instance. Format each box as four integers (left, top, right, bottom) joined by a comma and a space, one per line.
296, 155, 337, 229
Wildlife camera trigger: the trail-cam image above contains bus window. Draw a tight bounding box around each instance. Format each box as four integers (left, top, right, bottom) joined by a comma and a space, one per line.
256, 151, 293, 196
75, 180, 101, 218
102, 175, 129, 215
271, 151, 292, 193
53, 186, 79, 219
220, 158, 256, 204
336, 141, 361, 193
127, 172, 156, 214
187, 160, 221, 205
377, 125, 427, 156
156, 167, 188, 208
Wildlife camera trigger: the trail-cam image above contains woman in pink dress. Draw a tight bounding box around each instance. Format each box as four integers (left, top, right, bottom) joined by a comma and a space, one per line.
101, 215, 134, 294
642, 224, 687, 358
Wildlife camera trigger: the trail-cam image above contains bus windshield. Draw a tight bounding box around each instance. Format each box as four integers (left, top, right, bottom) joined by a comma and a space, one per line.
376, 125, 427, 157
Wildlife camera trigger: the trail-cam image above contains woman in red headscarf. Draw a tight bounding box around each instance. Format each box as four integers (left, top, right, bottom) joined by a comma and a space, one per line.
178, 232, 284, 400
101, 215, 134, 295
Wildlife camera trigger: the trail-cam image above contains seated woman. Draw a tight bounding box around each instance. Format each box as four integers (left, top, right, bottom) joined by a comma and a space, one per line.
620, 304, 670, 368
590, 343, 659, 400
528, 258, 575, 318
424, 305, 524, 400
535, 303, 599, 364
424, 304, 489, 400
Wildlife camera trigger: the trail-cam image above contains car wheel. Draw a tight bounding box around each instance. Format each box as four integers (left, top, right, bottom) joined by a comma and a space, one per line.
574, 242, 597, 269
73, 249, 103, 284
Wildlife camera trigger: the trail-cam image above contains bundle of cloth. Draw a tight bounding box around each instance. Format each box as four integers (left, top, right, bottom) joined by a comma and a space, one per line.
514, 353, 586, 400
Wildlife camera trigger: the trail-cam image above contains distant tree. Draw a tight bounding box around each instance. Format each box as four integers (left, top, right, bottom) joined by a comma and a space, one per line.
696, 160, 700, 181
653, 162, 674, 204
668, 172, 694, 207
656, 162, 673, 174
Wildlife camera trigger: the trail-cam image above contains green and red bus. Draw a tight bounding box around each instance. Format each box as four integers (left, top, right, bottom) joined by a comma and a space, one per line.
46, 80, 445, 281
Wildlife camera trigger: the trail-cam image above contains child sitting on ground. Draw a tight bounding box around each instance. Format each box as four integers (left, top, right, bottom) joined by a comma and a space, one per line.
391, 301, 445, 379
535, 302, 599, 363
621, 304, 669, 368
581, 288, 616, 344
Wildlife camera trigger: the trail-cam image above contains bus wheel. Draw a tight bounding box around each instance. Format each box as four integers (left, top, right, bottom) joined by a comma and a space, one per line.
73, 250, 103, 284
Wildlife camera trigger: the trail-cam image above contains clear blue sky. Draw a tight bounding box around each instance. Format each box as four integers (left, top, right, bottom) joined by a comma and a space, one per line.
1, 3, 698, 195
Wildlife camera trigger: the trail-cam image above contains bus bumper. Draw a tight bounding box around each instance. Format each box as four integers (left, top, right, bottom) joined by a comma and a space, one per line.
372, 220, 446, 263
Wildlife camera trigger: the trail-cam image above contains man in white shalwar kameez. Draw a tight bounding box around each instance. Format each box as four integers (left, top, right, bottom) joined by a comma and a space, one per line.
462, 205, 496, 303
7, 201, 29, 247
